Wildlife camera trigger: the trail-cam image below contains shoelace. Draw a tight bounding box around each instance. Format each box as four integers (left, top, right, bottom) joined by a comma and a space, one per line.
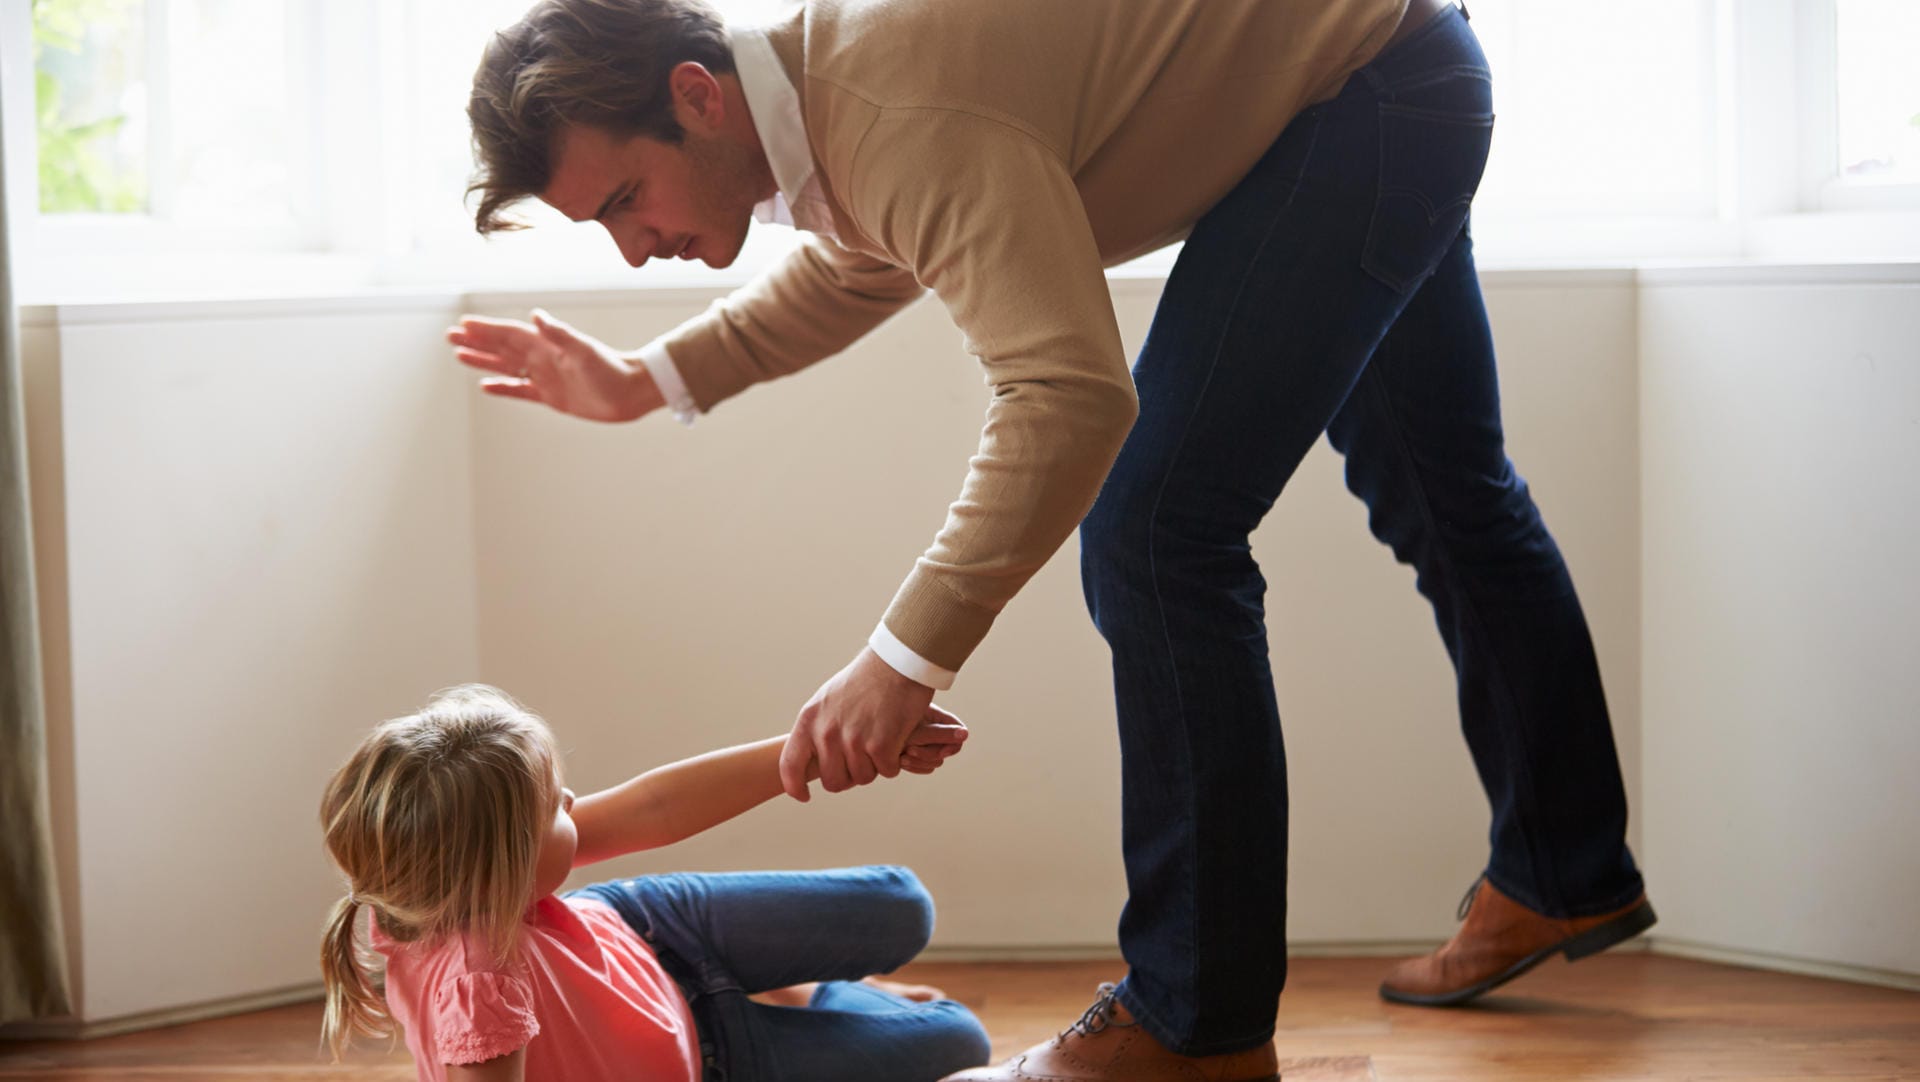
1456, 873, 1488, 921
1062, 982, 1137, 1040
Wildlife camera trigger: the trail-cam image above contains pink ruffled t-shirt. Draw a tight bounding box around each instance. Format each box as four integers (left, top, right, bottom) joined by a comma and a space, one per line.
371, 894, 701, 1082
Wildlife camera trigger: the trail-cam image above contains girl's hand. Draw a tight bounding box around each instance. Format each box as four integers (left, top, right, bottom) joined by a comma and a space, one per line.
899, 705, 968, 776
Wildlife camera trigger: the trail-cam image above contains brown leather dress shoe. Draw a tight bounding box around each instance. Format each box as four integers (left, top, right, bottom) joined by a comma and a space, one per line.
1379, 876, 1657, 1007
940, 983, 1280, 1082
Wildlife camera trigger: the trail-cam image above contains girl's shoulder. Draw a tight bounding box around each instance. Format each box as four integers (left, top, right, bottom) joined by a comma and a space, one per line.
370, 916, 527, 992
372, 898, 603, 991
384, 932, 542, 1069
372, 914, 542, 1057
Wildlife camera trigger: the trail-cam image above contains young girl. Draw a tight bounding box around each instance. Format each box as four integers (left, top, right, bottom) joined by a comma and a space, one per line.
319, 683, 990, 1082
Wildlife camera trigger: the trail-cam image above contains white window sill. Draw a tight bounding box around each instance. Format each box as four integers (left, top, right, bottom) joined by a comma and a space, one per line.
20, 261, 1918, 334
15, 211, 1919, 316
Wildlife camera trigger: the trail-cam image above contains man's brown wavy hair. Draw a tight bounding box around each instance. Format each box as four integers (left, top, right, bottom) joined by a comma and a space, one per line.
466, 0, 736, 234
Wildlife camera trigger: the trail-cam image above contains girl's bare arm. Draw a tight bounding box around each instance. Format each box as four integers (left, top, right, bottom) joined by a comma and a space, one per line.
570, 716, 967, 868
446, 1048, 525, 1082
570, 736, 798, 867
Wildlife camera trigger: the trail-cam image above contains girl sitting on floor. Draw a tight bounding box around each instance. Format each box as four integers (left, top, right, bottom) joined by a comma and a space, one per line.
319, 683, 990, 1082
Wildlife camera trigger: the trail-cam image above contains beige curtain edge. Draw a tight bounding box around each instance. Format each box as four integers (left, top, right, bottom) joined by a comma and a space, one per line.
0, 54, 77, 1025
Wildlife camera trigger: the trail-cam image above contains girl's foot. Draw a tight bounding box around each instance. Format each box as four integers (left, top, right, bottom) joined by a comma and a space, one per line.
750, 976, 947, 1007
864, 976, 945, 1002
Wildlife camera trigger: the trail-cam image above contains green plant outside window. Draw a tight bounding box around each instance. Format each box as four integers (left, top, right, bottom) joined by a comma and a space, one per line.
34, 0, 147, 214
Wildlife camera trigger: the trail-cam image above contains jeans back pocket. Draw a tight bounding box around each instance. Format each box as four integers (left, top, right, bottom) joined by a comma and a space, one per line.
1362, 102, 1495, 294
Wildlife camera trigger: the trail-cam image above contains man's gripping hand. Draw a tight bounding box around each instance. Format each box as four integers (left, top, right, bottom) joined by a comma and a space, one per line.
781, 647, 944, 801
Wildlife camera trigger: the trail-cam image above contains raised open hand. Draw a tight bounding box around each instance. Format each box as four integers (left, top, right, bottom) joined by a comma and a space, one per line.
447, 308, 664, 423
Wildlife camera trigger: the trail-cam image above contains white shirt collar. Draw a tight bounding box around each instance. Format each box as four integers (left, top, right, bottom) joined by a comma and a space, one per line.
729, 24, 814, 227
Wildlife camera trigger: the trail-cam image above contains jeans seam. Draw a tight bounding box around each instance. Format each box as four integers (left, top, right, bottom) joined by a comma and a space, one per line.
1359, 8, 1492, 294
1377, 65, 1492, 98
1353, 349, 1563, 912
1363, 106, 1403, 293
1365, 109, 1479, 294
1131, 110, 1322, 1053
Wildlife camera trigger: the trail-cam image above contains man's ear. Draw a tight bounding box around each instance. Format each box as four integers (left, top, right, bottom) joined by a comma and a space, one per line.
669, 61, 726, 133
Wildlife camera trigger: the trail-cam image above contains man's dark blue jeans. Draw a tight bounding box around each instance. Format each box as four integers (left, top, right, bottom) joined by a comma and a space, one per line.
1079, 6, 1645, 1056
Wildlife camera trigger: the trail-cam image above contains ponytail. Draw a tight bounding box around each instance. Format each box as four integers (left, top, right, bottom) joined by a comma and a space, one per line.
319, 894, 391, 1060
318, 685, 562, 1057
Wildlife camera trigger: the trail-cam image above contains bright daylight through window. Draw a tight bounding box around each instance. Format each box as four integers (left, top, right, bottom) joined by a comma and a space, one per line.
18, 0, 1920, 297
32, 0, 299, 226
31, 0, 147, 214
1833, 0, 1920, 188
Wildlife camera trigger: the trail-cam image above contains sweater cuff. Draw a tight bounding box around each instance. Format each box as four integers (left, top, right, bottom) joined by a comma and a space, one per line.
868, 623, 958, 691
660, 305, 759, 413
635, 341, 699, 426
880, 566, 999, 675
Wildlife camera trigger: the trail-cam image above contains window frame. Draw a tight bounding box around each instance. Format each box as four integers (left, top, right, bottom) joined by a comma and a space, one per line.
1797, 0, 1920, 213
24, 0, 335, 253
3, 0, 1917, 306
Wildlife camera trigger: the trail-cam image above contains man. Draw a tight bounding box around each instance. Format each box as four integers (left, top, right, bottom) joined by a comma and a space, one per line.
448, 0, 1655, 1077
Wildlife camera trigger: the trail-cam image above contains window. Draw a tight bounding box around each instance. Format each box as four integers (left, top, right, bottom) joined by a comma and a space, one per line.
32, 0, 148, 214
29, 0, 310, 241
10, 0, 781, 297
4, 0, 1917, 302
1469, 0, 1722, 219
405, 0, 575, 247
1461, 0, 1918, 261
1815, 0, 1920, 209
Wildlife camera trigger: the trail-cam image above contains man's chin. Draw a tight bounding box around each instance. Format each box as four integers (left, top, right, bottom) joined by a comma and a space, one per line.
699, 230, 748, 269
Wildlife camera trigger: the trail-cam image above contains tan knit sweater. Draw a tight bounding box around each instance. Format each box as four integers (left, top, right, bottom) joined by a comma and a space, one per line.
661, 0, 1407, 673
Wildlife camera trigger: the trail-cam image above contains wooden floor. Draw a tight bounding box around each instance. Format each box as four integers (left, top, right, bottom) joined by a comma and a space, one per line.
3, 954, 1917, 1080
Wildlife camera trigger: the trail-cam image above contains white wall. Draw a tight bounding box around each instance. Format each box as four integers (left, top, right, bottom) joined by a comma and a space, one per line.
461, 270, 1642, 950
56, 262, 1908, 1025
26, 297, 484, 1022
1639, 264, 1920, 980
1280, 271, 1644, 940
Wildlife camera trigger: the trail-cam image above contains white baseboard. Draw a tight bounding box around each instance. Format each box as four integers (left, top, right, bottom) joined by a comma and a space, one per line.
1647, 936, 1920, 993
0, 983, 322, 1042
918, 937, 1647, 963
916, 944, 1123, 963
1284, 939, 1450, 958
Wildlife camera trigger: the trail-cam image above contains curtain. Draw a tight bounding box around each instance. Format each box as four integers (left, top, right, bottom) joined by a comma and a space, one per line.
0, 66, 75, 1023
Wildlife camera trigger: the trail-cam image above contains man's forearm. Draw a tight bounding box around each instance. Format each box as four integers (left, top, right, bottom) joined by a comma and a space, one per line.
570, 735, 814, 866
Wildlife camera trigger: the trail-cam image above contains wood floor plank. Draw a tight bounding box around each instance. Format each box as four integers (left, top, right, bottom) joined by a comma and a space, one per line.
2, 955, 1916, 1080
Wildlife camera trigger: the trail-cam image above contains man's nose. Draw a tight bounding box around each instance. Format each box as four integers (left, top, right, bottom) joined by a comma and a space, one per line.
606, 223, 652, 268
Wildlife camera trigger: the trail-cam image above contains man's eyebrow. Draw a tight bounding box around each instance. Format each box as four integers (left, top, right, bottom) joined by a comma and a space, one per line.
590, 183, 631, 222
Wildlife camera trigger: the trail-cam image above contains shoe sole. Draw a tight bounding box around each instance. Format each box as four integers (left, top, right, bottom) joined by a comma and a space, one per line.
1377, 897, 1658, 1008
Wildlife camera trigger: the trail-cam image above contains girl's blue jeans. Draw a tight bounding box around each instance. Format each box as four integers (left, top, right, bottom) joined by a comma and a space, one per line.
572, 866, 990, 1082
1079, 6, 1645, 1056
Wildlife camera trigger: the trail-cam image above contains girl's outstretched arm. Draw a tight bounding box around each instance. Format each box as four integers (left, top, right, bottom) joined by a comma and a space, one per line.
569, 710, 967, 867
571, 735, 792, 866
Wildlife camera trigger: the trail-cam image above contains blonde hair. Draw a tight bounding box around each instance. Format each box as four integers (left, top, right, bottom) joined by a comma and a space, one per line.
317, 684, 562, 1059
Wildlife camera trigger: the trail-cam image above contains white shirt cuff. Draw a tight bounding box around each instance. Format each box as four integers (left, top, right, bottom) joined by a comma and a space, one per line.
868, 623, 957, 691
636, 341, 700, 426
